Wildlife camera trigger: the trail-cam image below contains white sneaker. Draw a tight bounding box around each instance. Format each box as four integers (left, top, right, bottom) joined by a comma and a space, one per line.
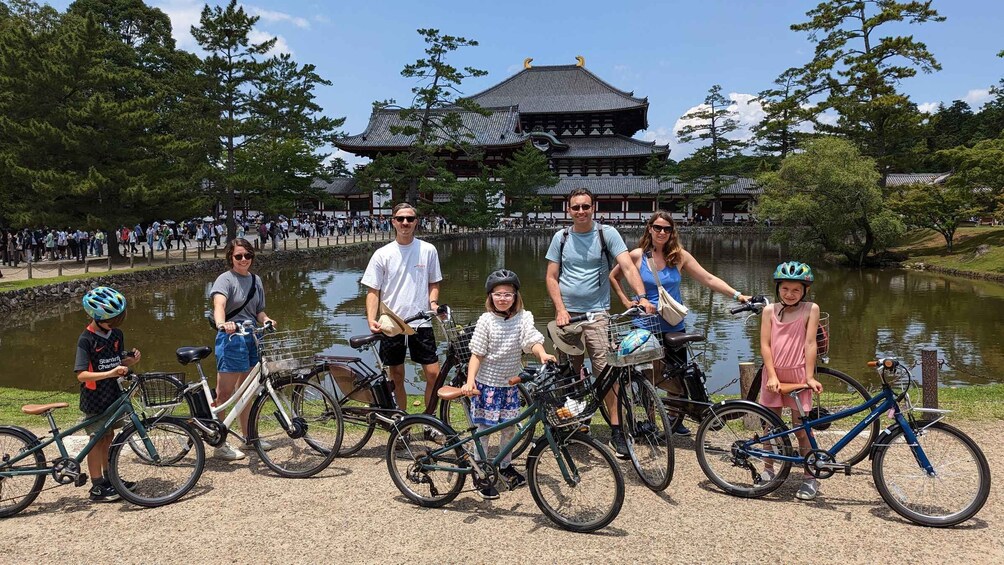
247, 439, 275, 452
213, 443, 246, 461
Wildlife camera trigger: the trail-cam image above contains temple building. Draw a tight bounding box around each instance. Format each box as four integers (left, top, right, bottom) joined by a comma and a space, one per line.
325, 57, 760, 223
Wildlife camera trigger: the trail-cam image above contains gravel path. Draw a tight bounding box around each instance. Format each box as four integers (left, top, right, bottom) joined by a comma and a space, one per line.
2, 421, 1000, 564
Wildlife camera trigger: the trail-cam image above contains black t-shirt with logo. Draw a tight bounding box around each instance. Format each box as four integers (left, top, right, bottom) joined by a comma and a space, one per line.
73, 327, 126, 414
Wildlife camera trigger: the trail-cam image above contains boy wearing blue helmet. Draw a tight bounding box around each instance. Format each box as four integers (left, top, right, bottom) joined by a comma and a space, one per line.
74, 286, 141, 502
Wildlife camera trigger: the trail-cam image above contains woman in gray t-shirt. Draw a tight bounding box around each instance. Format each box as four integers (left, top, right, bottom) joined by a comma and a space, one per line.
209, 237, 277, 461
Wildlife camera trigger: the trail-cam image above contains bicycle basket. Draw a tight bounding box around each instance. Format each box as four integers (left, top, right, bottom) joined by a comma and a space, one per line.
258, 328, 317, 375
538, 372, 600, 428
606, 314, 664, 367
816, 312, 830, 356
136, 372, 186, 409
443, 323, 475, 364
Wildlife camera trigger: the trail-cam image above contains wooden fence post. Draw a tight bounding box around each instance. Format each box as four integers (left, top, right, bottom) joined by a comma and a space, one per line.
921, 348, 939, 413
130, 254, 135, 268
165, 248, 170, 265
58, 263, 63, 277
84, 260, 89, 274
107, 256, 112, 271
739, 362, 758, 429
27, 262, 33, 279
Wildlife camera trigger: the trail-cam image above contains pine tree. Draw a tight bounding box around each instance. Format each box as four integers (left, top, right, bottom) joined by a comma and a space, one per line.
496, 143, 558, 225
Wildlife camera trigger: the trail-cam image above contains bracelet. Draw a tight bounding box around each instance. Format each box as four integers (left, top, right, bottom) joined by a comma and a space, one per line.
732, 291, 742, 300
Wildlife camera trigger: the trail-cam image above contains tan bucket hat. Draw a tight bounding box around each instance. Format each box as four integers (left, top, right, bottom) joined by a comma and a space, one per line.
547, 320, 585, 356
378, 301, 416, 337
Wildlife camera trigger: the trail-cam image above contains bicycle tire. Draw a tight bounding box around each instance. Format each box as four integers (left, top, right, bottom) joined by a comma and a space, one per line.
695, 401, 793, 498
872, 421, 991, 527
386, 415, 466, 508
0, 426, 45, 518
438, 362, 537, 461
747, 365, 877, 466
526, 431, 625, 533
308, 369, 376, 457
248, 379, 343, 478
620, 372, 674, 491
108, 417, 205, 508
126, 375, 193, 462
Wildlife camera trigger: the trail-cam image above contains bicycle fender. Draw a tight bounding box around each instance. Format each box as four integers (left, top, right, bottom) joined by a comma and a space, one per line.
0, 425, 40, 445
704, 399, 789, 429
394, 414, 461, 438
869, 424, 902, 461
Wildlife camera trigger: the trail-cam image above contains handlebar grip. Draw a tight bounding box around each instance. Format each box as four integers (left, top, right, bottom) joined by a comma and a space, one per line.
729, 304, 751, 315
867, 361, 878, 368
508, 376, 523, 386
565, 313, 589, 325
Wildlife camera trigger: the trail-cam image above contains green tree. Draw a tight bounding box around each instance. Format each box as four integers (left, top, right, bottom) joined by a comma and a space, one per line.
751, 68, 813, 159
973, 49, 1004, 141
888, 181, 982, 252
361, 28, 488, 205
435, 170, 499, 228
786, 0, 945, 175
641, 152, 680, 210
757, 137, 905, 265
496, 143, 558, 225
676, 84, 747, 224
938, 137, 1004, 221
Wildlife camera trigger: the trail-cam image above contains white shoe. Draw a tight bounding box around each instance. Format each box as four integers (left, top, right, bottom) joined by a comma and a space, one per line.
248, 439, 275, 452
213, 443, 246, 461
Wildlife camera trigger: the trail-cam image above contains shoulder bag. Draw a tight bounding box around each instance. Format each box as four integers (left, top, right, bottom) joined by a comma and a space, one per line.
646, 254, 688, 326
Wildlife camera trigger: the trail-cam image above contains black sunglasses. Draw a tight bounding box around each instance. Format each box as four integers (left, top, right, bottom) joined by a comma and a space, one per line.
569, 204, 592, 211
393, 216, 418, 223
650, 224, 673, 233
233, 253, 254, 260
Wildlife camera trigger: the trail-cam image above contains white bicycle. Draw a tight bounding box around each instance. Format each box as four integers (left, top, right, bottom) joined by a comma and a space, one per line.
131, 321, 344, 478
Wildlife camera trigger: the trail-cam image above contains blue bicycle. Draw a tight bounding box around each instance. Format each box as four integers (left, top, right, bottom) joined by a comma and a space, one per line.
695, 358, 990, 527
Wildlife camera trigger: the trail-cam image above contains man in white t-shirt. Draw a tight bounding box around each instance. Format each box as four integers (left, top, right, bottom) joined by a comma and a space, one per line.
360, 202, 442, 412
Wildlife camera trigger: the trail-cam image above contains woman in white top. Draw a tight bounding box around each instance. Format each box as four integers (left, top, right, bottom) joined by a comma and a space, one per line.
462, 269, 556, 499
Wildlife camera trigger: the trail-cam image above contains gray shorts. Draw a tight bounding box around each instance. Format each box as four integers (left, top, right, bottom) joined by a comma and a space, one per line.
80, 412, 127, 437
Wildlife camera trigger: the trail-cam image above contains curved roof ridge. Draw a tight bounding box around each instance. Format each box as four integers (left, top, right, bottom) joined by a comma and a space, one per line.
464, 65, 648, 113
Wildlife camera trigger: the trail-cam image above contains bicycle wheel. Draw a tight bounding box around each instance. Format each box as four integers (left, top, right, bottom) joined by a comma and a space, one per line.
526, 431, 624, 533
748, 366, 877, 466
872, 421, 991, 527
309, 369, 375, 457
249, 379, 342, 478
108, 417, 205, 507
620, 372, 674, 491
0, 427, 45, 518
126, 375, 192, 462
386, 416, 466, 507
439, 371, 538, 461
695, 401, 793, 498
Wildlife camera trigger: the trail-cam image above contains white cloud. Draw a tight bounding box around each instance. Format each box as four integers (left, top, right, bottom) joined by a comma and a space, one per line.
650, 92, 767, 158
153, 0, 203, 52
918, 101, 939, 114
313, 14, 331, 24
963, 88, 992, 107
328, 149, 370, 172
249, 6, 310, 28
248, 28, 291, 57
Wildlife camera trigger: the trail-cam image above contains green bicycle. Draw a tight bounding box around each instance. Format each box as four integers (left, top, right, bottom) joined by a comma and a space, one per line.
0, 372, 206, 518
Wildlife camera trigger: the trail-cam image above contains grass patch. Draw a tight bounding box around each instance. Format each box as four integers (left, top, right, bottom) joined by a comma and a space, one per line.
895, 227, 1004, 275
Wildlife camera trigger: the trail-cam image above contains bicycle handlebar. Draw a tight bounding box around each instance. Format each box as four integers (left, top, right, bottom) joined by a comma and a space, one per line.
557, 306, 645, 328
729, 295, 769, 315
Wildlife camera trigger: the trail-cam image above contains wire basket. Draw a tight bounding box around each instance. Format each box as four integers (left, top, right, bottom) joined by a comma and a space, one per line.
258, 328, 317, 375
538, 372, 600, 428
443, 323, 476, 364
605, 314, 665, 367
816, 312, 830, 356
136, 372, 186, 409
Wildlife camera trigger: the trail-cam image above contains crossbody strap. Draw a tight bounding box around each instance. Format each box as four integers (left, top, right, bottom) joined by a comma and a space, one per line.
224, 274, 258, 322
645, 252, 666, 292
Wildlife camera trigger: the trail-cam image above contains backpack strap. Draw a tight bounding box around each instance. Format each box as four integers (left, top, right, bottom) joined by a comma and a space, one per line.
557, 224, 613, 288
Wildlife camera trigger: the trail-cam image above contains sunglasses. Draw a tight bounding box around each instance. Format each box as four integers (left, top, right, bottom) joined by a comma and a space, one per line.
569, 204, 592, 211
650, 224, 673, 233
393, 216, 418, 223
233, 253, 254, 261
491, 292, 516, 300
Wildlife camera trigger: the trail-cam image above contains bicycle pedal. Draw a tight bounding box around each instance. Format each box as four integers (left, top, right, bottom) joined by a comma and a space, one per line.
843, 465, 852, 476
74, 473, 88, 487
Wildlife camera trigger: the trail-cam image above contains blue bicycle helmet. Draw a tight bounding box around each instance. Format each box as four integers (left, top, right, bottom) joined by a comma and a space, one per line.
773, 261, 814, 283
82, 286, 127, 320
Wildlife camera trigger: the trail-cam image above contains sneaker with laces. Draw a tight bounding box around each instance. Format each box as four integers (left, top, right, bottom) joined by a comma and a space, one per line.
246, 439, 275, 452
499, 465, 526, 490
671, 420, 692, 436
796, 478, 820, 500
754, 468, 776, 486
476, 484, 500, 500
213, 443, 246, 461
608, 428, 631, 460
89, 482, 121, 503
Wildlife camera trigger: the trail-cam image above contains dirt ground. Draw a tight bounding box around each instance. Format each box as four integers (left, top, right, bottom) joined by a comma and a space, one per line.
2, 421, 1001, 565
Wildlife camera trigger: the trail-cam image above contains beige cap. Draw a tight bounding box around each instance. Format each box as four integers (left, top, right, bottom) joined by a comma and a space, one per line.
378, 301, 416, 336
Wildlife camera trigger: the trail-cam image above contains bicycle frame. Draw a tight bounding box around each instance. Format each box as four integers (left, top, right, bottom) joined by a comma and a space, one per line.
2, 387, 161, 478
741, 384, 935, 472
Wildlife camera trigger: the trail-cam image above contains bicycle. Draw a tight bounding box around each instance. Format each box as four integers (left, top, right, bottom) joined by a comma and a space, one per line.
141, 321, 344, 478
0, 372, 205, 518
311, 306, 538, 458
654, 296, 878, 466
549, 307, 675, 492
694, 357, 991, 527
386, 360, 625, 533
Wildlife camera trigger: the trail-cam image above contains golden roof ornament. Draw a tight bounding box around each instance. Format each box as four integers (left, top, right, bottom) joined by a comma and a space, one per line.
523, 57, 533, 69
575, 55, 585, 67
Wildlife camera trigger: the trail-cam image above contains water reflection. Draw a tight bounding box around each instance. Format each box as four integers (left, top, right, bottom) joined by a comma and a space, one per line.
2, 233, 1002, 393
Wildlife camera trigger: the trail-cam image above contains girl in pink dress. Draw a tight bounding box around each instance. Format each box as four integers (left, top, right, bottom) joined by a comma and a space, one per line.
759, 261, 822, 500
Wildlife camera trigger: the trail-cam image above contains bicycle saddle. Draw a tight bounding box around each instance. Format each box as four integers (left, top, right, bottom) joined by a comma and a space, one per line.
437, 386, 478, 400
663, 332, 706, 348
349, 333, 382, 349
176, 346, 212, 365
778, 383, 812, 395
22, 402, 69, 415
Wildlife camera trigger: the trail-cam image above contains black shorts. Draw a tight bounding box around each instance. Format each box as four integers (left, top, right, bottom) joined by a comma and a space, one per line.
379, 327, 438, 366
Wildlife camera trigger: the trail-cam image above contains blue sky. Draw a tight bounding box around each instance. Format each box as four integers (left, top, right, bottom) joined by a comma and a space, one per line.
48, 0, 1004, 164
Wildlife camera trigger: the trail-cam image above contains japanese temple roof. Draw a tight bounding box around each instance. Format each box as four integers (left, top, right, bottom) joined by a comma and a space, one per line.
337, 105, 528, 150
537, 176, 761, 196
884, 172, 951, 186
466, 65, 648, 114
311, 177, 360, 196
551, 135, 669, 159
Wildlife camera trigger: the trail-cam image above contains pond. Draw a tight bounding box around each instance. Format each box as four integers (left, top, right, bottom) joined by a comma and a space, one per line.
3, 232, 1003, 395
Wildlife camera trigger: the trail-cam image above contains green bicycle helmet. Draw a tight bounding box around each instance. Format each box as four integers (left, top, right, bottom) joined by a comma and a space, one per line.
773, 261, 814, 283
82, 286, 127, 320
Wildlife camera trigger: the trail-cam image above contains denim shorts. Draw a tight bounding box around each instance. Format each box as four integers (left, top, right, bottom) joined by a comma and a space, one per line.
215, 331, 259, 373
